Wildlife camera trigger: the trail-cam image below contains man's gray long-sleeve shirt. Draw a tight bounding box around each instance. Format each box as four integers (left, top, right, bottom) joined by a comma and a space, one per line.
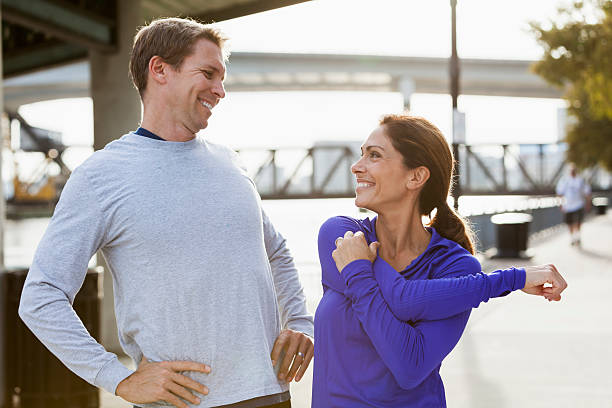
18, 133, 314, 407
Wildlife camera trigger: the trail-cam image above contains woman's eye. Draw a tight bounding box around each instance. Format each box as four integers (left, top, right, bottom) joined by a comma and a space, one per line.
369, 152, 380, 158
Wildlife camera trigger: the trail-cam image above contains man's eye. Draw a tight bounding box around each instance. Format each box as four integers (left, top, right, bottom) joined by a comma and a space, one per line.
203, 71, 213, 78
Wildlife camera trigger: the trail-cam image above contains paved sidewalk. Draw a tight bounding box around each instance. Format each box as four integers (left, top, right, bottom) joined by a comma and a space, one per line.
102, 212, 612, 408
443, 212, 612, 408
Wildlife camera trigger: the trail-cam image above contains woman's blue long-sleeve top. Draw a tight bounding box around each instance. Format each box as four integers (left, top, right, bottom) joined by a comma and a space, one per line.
312, 216, 526, 407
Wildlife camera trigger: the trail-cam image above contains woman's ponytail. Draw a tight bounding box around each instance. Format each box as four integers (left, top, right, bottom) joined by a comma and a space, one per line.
380, 114, 476, 255
430, 202, 475, 255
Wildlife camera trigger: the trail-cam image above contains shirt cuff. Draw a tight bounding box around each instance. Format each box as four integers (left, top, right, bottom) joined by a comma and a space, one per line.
94, 356, 135, 395
341, 259, 374, 299
490, 267, 527, 298
513, 267, 527, 290
286, 319, 315, 338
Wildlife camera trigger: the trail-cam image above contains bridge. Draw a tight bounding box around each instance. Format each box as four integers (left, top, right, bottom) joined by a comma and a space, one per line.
3, 52, 559, 110
237, 143, 610, 200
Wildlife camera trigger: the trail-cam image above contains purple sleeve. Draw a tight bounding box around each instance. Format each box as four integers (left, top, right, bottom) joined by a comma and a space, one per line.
374, 259, 526, 321
342, 259, 471, 389
318, 217, 526, 321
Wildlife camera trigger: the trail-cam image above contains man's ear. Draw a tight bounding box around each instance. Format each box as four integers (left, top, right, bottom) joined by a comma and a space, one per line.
406, 166, 430, 190
148, 56, 169, 85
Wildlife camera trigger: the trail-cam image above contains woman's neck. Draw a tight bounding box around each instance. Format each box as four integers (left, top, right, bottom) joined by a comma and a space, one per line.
375, 206, 431, 272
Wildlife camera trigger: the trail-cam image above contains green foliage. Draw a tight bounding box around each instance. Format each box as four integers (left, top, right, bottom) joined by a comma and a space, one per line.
531, 0, 612, 170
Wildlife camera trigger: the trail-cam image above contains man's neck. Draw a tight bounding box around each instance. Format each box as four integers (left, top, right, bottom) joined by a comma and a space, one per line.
140, 119, 196, 142
141, 104, 197, 142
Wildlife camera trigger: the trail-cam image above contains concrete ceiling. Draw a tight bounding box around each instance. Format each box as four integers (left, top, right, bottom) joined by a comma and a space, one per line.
1, 0, 310, 77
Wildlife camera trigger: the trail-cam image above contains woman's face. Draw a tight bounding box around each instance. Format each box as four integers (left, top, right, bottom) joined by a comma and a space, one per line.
351, 126, 412, 213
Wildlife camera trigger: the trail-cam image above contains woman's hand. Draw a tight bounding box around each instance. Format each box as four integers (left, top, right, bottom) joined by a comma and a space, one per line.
522, 264, 568, 301
332, 230, 379, 273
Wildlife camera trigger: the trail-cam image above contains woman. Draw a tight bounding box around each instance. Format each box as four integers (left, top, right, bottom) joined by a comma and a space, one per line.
312, 114, 567, 407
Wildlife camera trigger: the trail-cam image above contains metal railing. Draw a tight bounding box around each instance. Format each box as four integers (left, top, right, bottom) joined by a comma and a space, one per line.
237, 145, 357, 199
236, 142, 611, 200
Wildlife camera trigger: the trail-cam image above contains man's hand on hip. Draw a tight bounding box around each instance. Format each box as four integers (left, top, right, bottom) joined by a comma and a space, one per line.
116, 357, 210, 408
271, 329, 314, 383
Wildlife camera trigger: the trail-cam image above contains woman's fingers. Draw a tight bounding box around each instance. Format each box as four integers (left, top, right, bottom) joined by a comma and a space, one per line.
333, 231, 376, 272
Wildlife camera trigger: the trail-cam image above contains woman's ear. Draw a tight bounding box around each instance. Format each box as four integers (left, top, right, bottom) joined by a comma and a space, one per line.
148, 55, 168, 85
406, 166, 430, 190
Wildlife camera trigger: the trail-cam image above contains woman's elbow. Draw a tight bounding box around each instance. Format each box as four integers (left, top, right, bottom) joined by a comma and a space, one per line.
390, 363, 432, 390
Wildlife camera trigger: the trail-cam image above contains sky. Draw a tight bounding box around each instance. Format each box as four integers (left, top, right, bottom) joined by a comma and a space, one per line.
16, 0, 582, 170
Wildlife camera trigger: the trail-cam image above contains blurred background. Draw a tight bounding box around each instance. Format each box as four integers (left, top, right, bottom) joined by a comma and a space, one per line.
1, 0, 611, 407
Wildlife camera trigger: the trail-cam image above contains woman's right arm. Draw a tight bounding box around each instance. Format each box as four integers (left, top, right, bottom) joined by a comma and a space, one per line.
319, 223, 469, 389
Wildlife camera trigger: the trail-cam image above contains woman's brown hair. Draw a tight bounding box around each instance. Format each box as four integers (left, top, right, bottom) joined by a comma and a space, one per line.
380, 114, 475, 254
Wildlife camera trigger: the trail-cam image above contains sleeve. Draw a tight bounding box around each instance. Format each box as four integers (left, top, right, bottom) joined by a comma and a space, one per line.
317, 216, 363, 293
555, 177, 566, 195
18, 166, 134, 395
262, 209, 314, 337
374, 256, 526, 321
582, 178, 592, 195
344, 259, 471, 389
318, 217, 526, 321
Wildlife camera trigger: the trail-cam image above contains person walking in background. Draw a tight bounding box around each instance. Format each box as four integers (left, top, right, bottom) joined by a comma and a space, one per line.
556, 163, 592, 246
19, 18, 313, 408
313, 114, 567, 407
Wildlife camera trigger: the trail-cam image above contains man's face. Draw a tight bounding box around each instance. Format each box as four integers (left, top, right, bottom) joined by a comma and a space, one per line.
165, 38, 226, 134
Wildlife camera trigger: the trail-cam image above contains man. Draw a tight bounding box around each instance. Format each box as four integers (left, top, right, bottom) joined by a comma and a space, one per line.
19, 18, 313, 408
556, 163, 591, 246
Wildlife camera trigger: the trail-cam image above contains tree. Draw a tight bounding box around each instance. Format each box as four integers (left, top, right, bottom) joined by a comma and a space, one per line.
531, 0, 612, 170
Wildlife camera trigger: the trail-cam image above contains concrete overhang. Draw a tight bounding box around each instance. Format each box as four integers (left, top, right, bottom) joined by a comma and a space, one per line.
2, 53, 562, 111
1, 0, 310, 77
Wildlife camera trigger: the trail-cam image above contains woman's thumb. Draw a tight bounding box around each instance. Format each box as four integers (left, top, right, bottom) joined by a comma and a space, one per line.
369, 241, 380, 257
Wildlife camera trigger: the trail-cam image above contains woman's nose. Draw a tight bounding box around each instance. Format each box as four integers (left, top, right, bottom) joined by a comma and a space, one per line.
351, 158, 364, 174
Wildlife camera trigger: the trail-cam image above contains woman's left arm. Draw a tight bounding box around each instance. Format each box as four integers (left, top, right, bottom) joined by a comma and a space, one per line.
373, 259, 524, 321
333, 232, 567, 323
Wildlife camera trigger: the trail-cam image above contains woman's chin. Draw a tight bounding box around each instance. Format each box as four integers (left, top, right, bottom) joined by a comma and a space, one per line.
354, 198, 373, 212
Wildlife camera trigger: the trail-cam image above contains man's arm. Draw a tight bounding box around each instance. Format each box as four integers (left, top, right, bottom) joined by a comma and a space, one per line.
18, 166, 133, 394
261, 209, 314, 383
583, 178, 592, 212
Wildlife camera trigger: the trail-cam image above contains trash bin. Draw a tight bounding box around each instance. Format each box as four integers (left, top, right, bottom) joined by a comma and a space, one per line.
2, 267, 102, 408
592, 197, 608, 215
490, 212, 533, 258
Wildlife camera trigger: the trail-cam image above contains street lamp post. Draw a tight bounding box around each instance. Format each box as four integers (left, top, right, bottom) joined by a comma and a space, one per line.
450, 0, 461, 211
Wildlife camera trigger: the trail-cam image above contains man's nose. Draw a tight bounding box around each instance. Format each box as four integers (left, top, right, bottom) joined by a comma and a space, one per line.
213, 80, 226, 99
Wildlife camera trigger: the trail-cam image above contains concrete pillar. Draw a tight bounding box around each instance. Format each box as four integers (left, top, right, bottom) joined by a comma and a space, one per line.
89, 0, 142, 353
90, 1, 142, 150
0, 10, 6, 404
398, 76, 415, 112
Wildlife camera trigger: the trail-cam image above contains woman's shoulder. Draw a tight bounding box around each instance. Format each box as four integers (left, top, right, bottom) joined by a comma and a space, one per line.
319, 215, 373, 239
429, 228, 482, 278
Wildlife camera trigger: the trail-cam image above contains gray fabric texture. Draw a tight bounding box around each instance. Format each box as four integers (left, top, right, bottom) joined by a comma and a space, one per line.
19, 133, 313, 407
